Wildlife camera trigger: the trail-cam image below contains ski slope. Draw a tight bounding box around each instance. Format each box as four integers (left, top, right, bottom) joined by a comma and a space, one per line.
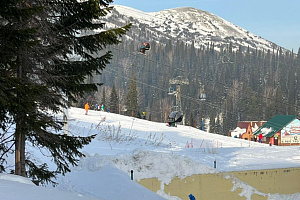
1, 107, 300, 200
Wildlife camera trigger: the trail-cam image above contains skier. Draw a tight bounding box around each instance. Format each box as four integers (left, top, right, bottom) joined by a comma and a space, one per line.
258, 133, 263, 143
84, 102, 90, 115
254, 134, 257, 142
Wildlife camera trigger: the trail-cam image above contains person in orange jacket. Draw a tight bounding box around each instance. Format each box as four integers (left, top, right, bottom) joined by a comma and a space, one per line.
84, 102, 90, 115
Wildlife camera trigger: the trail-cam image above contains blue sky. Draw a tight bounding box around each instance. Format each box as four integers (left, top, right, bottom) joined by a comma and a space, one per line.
112, 0, 300, 52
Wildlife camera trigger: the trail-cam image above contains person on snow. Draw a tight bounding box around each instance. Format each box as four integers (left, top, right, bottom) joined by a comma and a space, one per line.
142, 111, 146, 119
84, 102, 90, 115
258, 133, 263, 143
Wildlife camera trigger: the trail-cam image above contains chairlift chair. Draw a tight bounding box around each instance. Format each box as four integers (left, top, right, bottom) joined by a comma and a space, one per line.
167, 111, 183, 127
221, 55, 234, 64
199, 93, 206, 101
168, 87, 176, 95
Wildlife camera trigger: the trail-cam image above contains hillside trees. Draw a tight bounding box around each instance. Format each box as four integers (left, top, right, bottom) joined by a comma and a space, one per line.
92, 12, 300, 133
125, 68, 138, 117
0, 0, 130, 185
101, 87, 106, 109
109, 83, 119, 113
109, 38, 300, 133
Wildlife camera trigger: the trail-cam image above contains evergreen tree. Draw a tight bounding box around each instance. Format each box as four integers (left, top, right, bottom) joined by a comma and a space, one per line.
238, 87, 260, 120
109, 83, 119, 113
125, 70, 138, 117
189, 112, 195, 127
274, 86, 286, 114
101, 87, 106, 109
209, 112, 216, 133
215, 116, 221, 134
0, 0, 130, 185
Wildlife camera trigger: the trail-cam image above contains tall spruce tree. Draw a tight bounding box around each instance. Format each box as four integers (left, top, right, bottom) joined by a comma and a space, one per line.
101, 87, 106, 109
209, 111, 216, 133
125, 70, 138, 117
0, 0, 130, 185
189, 112, 195, 127
109, 83, 118, 113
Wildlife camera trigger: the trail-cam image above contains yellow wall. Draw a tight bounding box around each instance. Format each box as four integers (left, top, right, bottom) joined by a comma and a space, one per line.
138, 168, 300, 200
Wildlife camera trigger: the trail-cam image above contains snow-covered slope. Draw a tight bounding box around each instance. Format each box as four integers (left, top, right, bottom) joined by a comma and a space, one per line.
107, 5, 279, 52
1, 108, 300, 200
45, 108, 300, 199
0, 174, 101, 200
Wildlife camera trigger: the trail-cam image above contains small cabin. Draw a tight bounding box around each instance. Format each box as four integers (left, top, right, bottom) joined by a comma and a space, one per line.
253, 115, 300, 146
229, 121, 266, 140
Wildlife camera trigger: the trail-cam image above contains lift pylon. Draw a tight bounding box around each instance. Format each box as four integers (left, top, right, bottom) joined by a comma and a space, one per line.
168, 76, 189, 124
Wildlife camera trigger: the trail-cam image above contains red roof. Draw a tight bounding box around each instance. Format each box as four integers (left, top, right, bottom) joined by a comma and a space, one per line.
237, 121, 266, 129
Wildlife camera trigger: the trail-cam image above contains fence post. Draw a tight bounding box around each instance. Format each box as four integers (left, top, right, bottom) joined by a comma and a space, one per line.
214, 160, 216, 168
131, 170, 134, 180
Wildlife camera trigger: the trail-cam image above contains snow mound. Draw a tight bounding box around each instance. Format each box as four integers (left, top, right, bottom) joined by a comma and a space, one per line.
0, 173, 35, 185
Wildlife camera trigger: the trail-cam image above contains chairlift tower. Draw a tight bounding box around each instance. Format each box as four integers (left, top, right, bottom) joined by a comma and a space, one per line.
169, 76, 189, 123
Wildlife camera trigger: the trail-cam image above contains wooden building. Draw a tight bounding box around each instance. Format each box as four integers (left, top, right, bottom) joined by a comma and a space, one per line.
229, 121, 266, 140
253, 115, 300, 146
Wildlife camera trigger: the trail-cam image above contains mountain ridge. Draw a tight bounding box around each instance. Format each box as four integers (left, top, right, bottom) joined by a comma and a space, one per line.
108, 5, 282, 52
86, 5, 299, 135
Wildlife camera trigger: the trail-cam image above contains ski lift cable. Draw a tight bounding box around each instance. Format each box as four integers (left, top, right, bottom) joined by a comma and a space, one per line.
110, 46, 300, 112
111, 45, 297, 92
105, 62, 300, 130
111, 46, 208, 87
111, 46, 300, 113
105, 65, 237, 116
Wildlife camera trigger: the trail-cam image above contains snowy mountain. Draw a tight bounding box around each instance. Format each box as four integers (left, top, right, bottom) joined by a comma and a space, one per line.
105, 5, 280, 52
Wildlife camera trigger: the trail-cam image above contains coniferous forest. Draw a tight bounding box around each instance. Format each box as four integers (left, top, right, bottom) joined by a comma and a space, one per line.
81, 11, 300, 136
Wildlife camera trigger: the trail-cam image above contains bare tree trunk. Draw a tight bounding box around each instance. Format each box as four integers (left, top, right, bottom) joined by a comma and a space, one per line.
15, 132, 21, 175
15, 121, 26, 177
20, 132, 26, 176
15, 63, 26, 177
